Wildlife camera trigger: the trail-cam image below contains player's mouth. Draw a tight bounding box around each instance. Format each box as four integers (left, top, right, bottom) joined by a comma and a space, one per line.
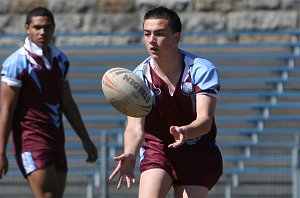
39, 37, 50, 45
38, 37, 46, 41
36, 38, 49, 47
150, 47, 158, 53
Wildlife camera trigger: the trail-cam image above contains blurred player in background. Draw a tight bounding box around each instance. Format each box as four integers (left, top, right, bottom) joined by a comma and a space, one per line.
0, 7, 98, 198
109, 6, 223, 198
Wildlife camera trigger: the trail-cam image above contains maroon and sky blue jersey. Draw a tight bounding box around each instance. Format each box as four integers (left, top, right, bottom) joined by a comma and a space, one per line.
133, 50, 220, 146
1, 37, 69, 154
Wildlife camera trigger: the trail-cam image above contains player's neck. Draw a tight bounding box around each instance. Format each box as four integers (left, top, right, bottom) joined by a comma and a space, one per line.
42, 46, 51, 63
152, 51, 183, 90
154, 50, 183, 75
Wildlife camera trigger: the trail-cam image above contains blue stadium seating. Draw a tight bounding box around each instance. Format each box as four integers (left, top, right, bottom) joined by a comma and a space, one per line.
0, 30, 300, 198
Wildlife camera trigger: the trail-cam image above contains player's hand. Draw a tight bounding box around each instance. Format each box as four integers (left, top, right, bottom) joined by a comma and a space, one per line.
109, 153, 136, 189
82, 140, 98, 163
168, 126, 187, 148
0, 153, 8, 179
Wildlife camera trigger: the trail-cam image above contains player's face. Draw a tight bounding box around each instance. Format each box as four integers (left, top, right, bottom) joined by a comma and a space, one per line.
143, 18, 180, 59
26, 16, 55, 48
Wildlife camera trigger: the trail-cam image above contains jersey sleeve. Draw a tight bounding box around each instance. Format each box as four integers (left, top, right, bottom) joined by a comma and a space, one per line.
1, 50, 25, 87
133, 59, 150, 84
191, 58, 220, 98
133, 66, 144, 79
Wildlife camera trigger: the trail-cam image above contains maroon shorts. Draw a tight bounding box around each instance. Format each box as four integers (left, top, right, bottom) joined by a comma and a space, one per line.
15, 149, 68, 178
139, 140, 223, 190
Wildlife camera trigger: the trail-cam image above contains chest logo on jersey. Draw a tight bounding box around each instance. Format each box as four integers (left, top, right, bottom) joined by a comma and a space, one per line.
181, 82, 193, 95
154, 87, 161, 96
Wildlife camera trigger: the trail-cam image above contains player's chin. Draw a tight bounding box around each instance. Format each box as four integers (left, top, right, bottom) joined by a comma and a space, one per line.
150, 51, 160, 59
37, 39, 51, 47
35, 42, 46, 49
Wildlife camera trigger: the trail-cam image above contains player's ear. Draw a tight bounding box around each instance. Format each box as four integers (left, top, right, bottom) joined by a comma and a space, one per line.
173, 32, 181, 43
25, 24, 30, 34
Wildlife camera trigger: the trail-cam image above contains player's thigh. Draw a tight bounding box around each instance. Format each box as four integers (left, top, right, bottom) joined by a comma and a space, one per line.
27, 165, 66, 198
174, 185, 208, 198
139, 168, 173, 198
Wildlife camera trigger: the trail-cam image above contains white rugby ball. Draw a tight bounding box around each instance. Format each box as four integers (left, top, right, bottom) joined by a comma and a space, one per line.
101, 67, 153, 117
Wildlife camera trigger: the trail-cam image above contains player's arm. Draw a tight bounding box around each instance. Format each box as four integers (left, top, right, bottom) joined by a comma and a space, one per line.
185, 94, 217, 138
169, 94, 217, 148
59, 80, 98, 162
0, 83, 20, 178
109, 116, 145, 189
124, 116, 145, 157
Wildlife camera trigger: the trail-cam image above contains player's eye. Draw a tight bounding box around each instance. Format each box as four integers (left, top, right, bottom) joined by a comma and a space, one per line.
33, 25, 43, 30
154, 31, 165, 37
144, 31, 150, 37
33, 24, 53, 30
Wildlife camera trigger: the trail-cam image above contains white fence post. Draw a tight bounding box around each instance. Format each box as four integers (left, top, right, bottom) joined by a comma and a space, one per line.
292, 134, 300, 198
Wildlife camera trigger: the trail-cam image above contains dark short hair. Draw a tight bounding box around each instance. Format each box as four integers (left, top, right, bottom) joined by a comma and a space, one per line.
26, 7, 55, 26
143, 6, 182, 33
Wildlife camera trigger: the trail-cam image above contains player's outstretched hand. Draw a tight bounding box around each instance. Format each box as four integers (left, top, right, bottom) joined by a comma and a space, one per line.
168, 126, 186, 148
0, 153, 8, 179
82, 140, 98, 163
109, 153, 136, 189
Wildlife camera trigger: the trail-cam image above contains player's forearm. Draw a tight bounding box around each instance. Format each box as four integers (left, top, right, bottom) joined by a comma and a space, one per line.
124, 127, 144, 157
0, 129, 9, 154
62, 100, 90, 142
123, 117, 145, 157
0, 111, 13, 154
184, 116, 212, 140
0, 84, 19, 153
60, 81, 91, 141
184, 94, 216, 140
